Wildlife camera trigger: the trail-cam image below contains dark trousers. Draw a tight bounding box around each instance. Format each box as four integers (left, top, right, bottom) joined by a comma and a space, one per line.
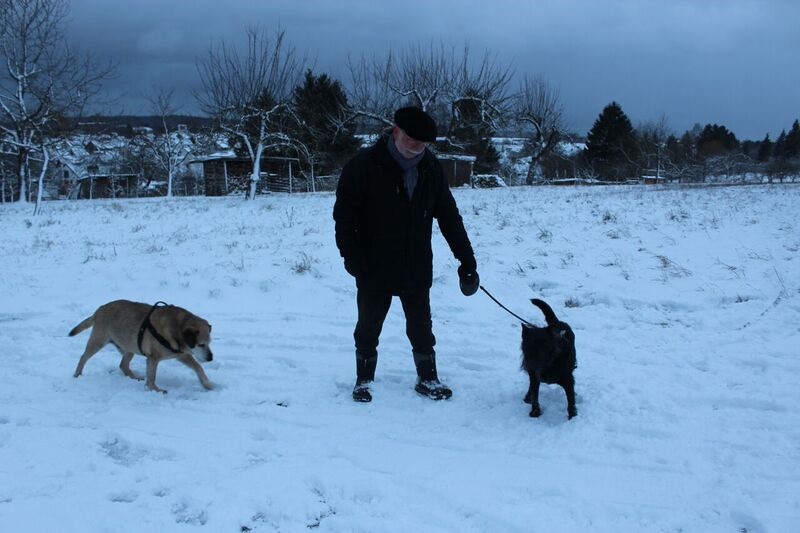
354, 288, 436, 358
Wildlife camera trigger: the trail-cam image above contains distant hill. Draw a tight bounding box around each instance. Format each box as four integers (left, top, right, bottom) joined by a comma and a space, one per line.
69, 115, 214, 137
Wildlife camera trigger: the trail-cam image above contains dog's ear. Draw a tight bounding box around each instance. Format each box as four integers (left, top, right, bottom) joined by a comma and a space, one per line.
182, 328, 199, 348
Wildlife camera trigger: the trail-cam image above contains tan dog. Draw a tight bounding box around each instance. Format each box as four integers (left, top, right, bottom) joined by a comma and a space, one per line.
69, 300, 214, 393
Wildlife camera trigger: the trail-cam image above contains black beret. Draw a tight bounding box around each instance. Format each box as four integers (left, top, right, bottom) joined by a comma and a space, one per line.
394, 106, 437, 142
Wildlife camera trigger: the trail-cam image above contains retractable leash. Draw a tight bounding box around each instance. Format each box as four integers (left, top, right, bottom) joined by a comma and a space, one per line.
479, 285, 534, 327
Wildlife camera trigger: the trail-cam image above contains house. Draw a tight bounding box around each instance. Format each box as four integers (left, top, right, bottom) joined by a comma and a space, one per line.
641, 173, 668, 185
51, 134, 140, 199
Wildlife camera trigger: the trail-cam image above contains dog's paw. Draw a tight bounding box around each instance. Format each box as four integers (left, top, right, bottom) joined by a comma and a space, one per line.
523, 392, 531, 404
568, 408, 578, 420
529, 405, 542, 418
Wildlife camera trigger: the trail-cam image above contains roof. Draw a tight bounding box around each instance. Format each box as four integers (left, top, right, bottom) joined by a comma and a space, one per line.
190, 153, 300, 163
438, 154, 477, 162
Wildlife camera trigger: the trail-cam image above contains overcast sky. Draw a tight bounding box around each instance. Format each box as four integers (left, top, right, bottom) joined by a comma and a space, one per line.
67, 0, 800, 140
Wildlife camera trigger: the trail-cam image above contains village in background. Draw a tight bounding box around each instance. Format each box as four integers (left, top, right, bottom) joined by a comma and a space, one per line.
4, 106, 799, 205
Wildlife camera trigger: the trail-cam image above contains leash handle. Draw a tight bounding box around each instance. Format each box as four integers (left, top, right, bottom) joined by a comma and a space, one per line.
479, 285, 534, 327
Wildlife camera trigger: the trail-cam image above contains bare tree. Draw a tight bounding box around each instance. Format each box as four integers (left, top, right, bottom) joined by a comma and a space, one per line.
343, 54, 400, 130
342, 43, 512, 143
0, 157, 8, 202
196, 26, 305, 200
513, 75, 565, 184
142, 88, 194, 197
345, 42, 453, 129
0, 0, 113, 205
384, 43, 454, 112
450, 46, 514, 138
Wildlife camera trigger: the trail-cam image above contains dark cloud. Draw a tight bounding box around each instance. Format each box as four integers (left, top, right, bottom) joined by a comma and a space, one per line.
67, 0, 800, 139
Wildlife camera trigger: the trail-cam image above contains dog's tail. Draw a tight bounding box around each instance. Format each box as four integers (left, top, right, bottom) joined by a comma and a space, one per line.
530, 299, 559, 326
68, 315, 94, 337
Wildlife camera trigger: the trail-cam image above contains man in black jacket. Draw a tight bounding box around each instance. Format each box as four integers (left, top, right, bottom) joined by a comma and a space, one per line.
333, 106, 479, 402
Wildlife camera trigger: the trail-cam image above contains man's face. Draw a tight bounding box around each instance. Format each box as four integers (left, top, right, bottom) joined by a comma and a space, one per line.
392, 127, 428, 158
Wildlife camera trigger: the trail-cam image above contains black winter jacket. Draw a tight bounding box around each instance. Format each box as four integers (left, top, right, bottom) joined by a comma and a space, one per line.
333, 136, 475, 293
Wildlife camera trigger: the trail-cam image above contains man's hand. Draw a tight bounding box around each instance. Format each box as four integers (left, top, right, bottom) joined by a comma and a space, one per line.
458, 259, 479, 296
344, 255, 368, 278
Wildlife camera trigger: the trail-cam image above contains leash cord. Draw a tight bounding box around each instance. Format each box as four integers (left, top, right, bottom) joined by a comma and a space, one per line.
479, 285, 533, 327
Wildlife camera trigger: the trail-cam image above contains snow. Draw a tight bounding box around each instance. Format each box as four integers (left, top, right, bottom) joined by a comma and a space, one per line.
1, 184, 799, 532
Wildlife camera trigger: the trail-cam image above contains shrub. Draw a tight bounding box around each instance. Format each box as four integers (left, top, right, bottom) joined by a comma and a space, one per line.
473, 174, 507, 188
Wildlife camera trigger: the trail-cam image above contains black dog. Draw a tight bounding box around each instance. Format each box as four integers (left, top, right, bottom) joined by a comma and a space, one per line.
521, 299, 577, 419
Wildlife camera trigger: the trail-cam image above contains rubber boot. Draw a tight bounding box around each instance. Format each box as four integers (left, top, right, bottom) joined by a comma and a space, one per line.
353, 352, 377, 402
413, 351, 452, 400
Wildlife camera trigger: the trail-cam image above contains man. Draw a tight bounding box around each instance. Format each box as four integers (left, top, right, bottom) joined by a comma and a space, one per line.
333, 106, 479, 403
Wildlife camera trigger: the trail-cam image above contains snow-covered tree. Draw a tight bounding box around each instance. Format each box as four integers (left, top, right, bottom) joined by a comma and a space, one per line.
196, 27, 305, 199
449, 47, 513, 138
0, 0, 112, 205
513, 75, 565, 184
142, 88, 194, 198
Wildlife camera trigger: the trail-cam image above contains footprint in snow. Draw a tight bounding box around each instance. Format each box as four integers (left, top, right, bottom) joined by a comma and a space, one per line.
108, 491, 138, 503
172, 500, 208, 526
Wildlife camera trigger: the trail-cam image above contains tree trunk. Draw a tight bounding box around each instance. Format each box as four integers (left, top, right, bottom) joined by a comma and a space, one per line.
33, 147, 50, 215
526, 157, 541, 186
16, 151, 29, 203
249, 143, 264, 200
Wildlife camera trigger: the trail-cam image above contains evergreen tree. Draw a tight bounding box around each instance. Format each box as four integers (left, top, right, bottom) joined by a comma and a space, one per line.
583, 101, 637, 181
696, 124, 739, 158
782, 119, 800, 159
740, 140, 756, 159
774, 130, 787, 159
756, 133, 772, 162
678, 131, 697, 164
290, 70, 359, 175
664, 134, 681, 164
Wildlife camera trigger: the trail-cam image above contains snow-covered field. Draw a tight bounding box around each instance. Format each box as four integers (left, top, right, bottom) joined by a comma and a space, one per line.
1, 184, 798, 532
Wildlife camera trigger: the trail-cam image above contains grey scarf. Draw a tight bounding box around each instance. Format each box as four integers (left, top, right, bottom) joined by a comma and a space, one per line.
387, 135, 425, 200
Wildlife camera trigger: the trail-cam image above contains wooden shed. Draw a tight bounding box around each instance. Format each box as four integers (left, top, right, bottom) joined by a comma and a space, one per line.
76, 173, 140, 199
193, 155, 302, 195
437, 154, 476, 187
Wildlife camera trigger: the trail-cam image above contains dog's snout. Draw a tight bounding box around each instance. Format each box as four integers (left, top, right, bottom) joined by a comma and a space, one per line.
192, 345, 213, 363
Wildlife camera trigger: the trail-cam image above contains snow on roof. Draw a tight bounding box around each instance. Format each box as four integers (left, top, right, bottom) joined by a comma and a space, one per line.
559, 142, 586, 156
438, 154, 477, 162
